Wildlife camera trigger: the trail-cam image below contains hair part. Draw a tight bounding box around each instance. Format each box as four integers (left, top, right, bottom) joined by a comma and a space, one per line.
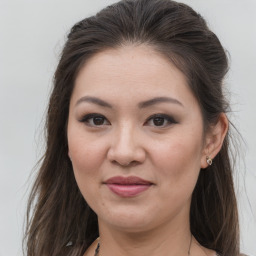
24, 0, 240, 255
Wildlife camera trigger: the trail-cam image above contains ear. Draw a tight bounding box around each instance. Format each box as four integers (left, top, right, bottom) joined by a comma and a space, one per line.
201, 113, 229, 168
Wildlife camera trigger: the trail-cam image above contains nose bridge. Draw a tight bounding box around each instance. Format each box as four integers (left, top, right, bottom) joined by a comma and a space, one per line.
117, 121, 134, 146
107, 121, 145, 166
114, 122, 138, 155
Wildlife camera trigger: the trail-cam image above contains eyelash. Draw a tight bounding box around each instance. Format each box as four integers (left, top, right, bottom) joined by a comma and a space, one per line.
79, 113, 177, 128
79, 113, 110, 126
145, 114, 178, 127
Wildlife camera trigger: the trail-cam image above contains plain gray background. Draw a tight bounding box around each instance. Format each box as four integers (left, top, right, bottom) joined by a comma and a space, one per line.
0, 0, 255, 255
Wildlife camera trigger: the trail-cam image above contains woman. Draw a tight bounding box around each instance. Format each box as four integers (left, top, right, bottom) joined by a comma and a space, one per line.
24, 0, 242, 255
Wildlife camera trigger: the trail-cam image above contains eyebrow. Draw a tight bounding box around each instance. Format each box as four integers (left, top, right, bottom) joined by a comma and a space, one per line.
76, 96, 112, 108
75, 96, 183, 108
138, 97, 183, 108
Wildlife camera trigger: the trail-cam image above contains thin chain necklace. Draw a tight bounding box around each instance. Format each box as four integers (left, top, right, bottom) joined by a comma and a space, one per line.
94, 234, 193, 256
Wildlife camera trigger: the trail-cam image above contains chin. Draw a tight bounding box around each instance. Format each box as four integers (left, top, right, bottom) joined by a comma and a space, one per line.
99, 208, 156, 233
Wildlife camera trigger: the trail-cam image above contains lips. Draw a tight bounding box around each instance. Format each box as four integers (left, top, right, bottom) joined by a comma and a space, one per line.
104, 176, 153, 197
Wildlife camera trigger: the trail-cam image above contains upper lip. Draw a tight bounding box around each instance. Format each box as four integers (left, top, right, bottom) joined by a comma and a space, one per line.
104, 176, 153, 185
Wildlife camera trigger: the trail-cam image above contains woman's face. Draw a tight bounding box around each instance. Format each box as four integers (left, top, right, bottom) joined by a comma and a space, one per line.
67, 45, 208, 233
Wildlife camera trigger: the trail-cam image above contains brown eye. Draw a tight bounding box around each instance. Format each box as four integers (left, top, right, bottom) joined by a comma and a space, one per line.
80, 113, 110, 126
145, 114, 178, 127
153, 117, 165, 126
93, 116, 105, 125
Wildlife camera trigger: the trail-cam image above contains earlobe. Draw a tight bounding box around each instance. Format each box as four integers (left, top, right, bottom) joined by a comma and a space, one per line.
201, 113, 229, 168
206, 156, 213, 166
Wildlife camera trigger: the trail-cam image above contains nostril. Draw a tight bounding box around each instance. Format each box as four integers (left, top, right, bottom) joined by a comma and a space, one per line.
111, 160, 139, 167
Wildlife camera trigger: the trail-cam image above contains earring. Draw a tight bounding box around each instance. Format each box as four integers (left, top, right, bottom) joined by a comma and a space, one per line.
206, 156, 213, 166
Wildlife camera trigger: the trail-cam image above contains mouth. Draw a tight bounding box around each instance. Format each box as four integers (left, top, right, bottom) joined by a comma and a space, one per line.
103, 176, 153, 197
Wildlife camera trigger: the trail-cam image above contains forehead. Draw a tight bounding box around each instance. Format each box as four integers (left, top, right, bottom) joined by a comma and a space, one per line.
71, 45, 198, 109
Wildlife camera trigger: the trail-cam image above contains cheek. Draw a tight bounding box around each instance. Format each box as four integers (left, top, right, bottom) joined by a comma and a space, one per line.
68, 124, 105, 169
68, 137, 105, 210
70, 141, 100, 173
152, 133, 203, 187
67, 128, 106, 196
150, 137, 202, 216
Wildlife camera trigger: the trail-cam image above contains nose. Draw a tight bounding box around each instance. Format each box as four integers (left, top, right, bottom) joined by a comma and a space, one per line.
107, 124, 146, 167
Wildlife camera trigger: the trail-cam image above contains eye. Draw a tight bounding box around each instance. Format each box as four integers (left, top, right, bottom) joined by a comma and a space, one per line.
145, 114, 177, 127
79, 113, 110, 127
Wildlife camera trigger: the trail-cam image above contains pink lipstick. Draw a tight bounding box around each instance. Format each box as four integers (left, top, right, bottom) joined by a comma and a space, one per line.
104, 176, 153, 197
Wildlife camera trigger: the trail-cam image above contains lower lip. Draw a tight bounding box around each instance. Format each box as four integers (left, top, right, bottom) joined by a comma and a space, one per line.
106, 184, 151, 197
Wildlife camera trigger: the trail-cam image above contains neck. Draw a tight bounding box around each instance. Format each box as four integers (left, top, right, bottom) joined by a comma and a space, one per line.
97, 218, 192, 256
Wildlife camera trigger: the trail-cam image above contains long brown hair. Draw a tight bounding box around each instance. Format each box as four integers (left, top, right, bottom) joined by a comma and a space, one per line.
24, 0, 240, 255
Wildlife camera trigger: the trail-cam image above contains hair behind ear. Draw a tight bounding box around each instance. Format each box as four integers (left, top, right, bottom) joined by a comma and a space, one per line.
191, 130, 239, 255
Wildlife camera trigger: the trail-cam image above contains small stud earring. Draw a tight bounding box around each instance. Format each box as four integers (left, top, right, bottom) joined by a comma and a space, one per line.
206, 156, 213, 166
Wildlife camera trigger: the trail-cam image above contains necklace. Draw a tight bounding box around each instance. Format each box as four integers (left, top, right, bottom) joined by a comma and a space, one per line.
94, 234, 193, 256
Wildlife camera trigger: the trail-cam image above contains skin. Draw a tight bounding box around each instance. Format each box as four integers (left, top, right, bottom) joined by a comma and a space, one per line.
67, 45, 228, 256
